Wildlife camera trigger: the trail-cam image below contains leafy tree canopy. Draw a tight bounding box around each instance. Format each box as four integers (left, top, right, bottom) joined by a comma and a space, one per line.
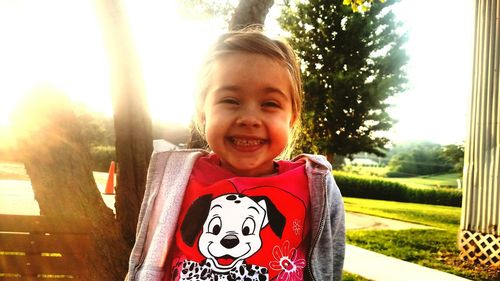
386, 142, 463, 177
441, 144, 464, 173
280, 0, 408, 157
343, 0, 386, 13
177, 0, 235, 24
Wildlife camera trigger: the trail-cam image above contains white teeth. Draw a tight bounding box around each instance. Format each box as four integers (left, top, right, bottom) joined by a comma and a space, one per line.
231, 138, 264, 146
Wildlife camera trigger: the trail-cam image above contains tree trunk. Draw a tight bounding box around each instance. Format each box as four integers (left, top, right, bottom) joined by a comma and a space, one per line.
229, 0, 274, 30
96, 0, 153, 247
12, 88, 130, 281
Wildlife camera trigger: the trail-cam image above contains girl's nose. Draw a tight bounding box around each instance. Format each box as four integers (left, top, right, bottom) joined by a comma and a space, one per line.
236, 108, 262, 127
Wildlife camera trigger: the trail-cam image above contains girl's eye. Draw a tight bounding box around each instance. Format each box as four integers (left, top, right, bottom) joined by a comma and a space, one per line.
220, 98, 239, 105
262, 101, 280, 108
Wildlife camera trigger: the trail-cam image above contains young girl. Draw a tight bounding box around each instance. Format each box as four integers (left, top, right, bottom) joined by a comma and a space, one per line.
126, 29, 345, 281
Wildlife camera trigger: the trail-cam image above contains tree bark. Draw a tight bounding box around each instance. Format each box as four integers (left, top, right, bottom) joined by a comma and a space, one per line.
13, 88, 129, 281
229, 0, 274, 30
96, 0, 153, 247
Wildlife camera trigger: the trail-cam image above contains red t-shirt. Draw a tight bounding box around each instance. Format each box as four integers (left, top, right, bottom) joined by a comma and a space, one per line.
167, 154, 310, 281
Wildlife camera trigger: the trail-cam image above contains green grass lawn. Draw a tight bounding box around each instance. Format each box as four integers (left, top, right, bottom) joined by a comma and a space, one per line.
345, 197, 498, 281
342, 272, 370, 281
344, 197, 460, 230
388, 173, 461, 189
340, 166, 461, 189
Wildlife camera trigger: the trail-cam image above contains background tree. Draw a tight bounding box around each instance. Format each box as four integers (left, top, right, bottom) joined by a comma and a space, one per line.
75, 106, 115, 148
179, 0, 273, 30
279, 0, 408, 159
386, 142, 455, 177
229, 0, 274, 30
13, 88, 129, 281
343, 0, 386, 12
441, 144, 464, 173
97, 0, 153, 248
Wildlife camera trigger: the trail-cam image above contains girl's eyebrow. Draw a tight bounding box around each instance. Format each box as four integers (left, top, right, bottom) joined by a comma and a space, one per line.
214, 85, 240, 93
262, 87, 288, 99
213, 85, 289, 100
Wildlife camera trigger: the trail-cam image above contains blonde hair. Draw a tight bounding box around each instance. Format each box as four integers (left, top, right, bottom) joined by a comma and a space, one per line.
195, 27, 303, 157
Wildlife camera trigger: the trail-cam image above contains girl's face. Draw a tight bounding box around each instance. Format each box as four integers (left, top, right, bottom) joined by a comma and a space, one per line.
201, 53, 296, 177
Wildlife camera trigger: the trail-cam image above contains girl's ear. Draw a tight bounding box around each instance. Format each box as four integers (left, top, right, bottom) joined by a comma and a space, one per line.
289, 113, 298, 128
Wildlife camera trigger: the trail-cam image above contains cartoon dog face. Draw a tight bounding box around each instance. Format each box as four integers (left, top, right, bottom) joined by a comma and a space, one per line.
180, 193, 285, 273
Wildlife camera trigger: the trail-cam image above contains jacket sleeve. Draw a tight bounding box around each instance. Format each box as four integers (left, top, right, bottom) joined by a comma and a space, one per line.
327, 172, 346, 280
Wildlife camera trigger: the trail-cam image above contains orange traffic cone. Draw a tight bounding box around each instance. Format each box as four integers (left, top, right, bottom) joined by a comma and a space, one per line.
103, 161, 115, 195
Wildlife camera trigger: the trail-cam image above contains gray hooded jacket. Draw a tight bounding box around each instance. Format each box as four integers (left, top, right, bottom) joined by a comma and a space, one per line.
125, 149, 345, 281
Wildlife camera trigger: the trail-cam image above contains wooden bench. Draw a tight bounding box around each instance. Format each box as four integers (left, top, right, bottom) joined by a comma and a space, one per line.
0, 214, 92, 280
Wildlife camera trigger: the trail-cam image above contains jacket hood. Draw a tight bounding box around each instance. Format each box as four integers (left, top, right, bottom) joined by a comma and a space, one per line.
292, 153, 332, 173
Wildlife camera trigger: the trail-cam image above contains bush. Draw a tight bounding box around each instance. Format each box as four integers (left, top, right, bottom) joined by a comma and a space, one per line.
385, 171, 412, 178
334, 172, 462, 207
90, 146, 115, 172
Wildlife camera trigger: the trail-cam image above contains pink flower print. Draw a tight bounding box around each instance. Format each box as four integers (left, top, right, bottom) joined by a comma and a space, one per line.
269, 241, 306, 281
292, 219, 302, 236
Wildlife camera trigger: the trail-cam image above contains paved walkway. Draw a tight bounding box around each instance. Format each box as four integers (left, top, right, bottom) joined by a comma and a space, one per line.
0, 179, 471, 280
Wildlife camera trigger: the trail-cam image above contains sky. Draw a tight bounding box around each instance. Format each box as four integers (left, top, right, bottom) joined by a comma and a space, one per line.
0, 0, 474, 145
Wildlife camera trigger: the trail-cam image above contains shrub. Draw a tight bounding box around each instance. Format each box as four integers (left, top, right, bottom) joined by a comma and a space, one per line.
334, 172, 462, 207
90, 146, 115, 172
386, 171, 412, 178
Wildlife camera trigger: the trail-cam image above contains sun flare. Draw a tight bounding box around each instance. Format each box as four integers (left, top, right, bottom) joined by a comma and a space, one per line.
0, 0, 223, 128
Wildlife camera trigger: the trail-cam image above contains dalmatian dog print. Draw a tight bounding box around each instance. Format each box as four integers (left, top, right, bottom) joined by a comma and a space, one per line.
174, 193, 285, 281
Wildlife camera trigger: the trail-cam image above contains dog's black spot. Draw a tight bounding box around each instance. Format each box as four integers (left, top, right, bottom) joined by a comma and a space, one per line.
260, 267, 268, 274
259, 274, 266, 281
226, 195, 237, 200
235, 200, 241, 203
244, 278, 252, 281
238, 194, 244, 198
246, 265, 257, 276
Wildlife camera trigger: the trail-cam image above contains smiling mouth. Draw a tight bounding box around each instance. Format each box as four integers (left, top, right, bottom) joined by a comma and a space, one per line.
229, 137, 266, 146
